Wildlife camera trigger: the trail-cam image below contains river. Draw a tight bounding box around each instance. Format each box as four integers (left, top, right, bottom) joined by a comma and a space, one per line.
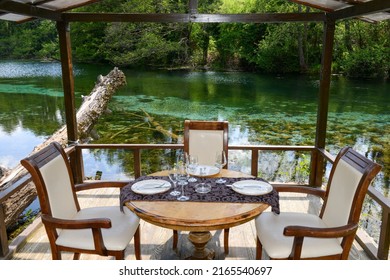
0, 60, 389, 241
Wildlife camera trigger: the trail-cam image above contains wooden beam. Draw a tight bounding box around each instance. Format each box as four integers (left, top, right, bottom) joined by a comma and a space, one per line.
62, 12, 326, 23
56, 21, 77, 143
0, 0, 61, 21
316, 18, 335, 149
0, 204, 9, 258
329, 0, 390, 21
57, 20, 86, 183
312, 17, 336, 186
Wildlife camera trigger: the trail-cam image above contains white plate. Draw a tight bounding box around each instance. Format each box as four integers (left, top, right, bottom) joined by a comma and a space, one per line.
231, 180, 273, 196
188, 165, 220, 177
131, 179, 171, 195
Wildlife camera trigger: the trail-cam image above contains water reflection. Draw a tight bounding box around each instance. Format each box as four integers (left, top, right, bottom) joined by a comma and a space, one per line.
0, 61, 389, 244
0, 62, 388, 195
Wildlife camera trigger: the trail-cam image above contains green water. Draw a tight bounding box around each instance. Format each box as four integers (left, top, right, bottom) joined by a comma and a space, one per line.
0, 61, 389, 188
0, 61, 389, 241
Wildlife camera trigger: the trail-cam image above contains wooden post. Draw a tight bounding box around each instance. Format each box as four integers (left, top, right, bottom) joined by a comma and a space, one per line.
0, 204, 9, 258
57, 21, 83, 183
310, 18, 335, 186
251, 149, 259, 177
134, 149, 142, 179
57, 21, 77, 142
189, 0, 198, 14
378, 207, 390, 259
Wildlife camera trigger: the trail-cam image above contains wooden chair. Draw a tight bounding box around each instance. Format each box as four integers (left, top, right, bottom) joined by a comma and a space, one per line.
255, 147, 382, 260
184, 120, 229, 168
172, 120, 231, 253
21, 142, 141, 260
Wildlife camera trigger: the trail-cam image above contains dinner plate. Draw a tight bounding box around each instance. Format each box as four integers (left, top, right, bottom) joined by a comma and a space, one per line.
231, 180, 273, 196
131, 179, 171, 195
188, 165, 220, 177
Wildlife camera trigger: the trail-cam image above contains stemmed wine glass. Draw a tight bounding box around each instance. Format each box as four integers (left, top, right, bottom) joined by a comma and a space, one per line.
168, 168, 180, 196
176, 162, 189, 201
186, 153, 198, 183
215, 150, 227, 184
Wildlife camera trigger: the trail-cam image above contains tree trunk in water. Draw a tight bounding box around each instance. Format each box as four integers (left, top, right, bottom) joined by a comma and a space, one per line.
0, 67, 126, 229
298, 5, 308, 73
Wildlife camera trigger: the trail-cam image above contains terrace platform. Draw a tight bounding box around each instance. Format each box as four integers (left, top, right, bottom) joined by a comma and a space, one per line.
10, 186, 371, 260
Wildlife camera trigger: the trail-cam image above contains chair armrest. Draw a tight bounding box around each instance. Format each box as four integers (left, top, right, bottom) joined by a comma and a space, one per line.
283, 223, 358, 259
283, 223, 358, 239
41, 214, 111, 255
41, 214, 112, 230
75, 180, 131, 192
273, 185, 326, 199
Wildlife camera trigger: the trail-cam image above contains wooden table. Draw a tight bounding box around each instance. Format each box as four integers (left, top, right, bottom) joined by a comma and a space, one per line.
124, 169, 270, 260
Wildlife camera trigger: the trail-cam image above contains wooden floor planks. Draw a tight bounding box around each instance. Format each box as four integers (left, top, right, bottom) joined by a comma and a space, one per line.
11, 187, 371, 260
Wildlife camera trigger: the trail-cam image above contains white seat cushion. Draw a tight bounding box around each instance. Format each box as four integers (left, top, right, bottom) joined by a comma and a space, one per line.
255, 212, 343, 259
56, 207, 140, 251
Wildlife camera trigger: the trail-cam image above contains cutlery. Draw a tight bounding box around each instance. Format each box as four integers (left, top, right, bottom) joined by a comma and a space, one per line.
138, 182, 169, 189
226, 184, 264, 189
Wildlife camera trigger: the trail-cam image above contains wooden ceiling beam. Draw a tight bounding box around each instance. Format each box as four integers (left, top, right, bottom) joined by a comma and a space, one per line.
329, 0, 390, 21
0, 0, 61, 21
62, 12, 326, 23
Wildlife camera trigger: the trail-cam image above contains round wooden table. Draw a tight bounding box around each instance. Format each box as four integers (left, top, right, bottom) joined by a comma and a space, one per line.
125, 169, 269, 260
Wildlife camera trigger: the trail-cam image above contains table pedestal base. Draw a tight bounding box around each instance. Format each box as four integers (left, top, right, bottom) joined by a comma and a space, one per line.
187, 231, 215, 260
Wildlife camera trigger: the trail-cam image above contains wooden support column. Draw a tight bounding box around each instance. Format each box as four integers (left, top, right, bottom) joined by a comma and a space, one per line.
189, 0, 198, 13
57, 21, 77, 142
57, 21, 83, 183
310, 17, 335, 186
0, 204, 9, 258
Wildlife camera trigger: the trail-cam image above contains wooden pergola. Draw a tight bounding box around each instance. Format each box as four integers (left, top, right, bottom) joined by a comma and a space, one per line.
0, 0, 389, 260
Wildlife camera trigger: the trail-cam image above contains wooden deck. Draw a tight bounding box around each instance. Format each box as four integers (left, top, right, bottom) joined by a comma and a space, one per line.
10, 187, 371, 260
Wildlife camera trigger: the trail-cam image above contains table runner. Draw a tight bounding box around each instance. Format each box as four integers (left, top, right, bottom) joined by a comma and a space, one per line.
120, 176, 280, 214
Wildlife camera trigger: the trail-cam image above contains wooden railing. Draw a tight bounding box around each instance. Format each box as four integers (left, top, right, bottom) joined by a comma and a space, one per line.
0, 143, 389, 260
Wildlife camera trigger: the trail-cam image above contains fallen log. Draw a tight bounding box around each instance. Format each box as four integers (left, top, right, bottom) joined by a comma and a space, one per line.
0, 67, 126, 229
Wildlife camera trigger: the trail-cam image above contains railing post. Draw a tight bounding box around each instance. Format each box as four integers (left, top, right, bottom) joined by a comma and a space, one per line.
73, 146, 85, 183
251, 149, 259, 177
134, 149, 142, 178
377, 207, 390, 259
309, 149, 319, 186
0, 203, 9, 258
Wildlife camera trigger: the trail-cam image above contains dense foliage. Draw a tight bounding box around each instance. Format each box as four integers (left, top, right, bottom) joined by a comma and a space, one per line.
0, 0, 388, 78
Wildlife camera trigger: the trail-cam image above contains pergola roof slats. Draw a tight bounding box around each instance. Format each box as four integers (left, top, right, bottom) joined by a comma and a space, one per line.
289, 0, 352, 12
0, 0, 388, 23
327, 0, 390, 21
0, 0, 61, 21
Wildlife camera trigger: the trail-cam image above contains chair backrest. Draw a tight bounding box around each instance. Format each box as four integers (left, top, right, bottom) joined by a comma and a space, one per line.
320, 147, 382, 228
21, 142, 79, 219
184, 120, 228, 166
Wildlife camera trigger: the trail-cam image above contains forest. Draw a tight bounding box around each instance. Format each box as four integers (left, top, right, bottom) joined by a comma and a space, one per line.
0, 0, 389, 79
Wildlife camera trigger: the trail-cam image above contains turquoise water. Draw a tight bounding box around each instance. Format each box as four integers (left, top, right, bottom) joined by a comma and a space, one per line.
0, 60, 389, 242
0, 61, 389, 193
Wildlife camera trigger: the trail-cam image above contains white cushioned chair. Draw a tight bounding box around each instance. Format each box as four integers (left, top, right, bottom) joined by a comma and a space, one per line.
172, 120, 230, 253
184, 120, 229, 167
21, 142, 141, 260
255, 147, 381, 260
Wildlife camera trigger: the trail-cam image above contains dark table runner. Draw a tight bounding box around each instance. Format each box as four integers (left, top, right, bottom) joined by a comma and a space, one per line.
120, 176, 280, 214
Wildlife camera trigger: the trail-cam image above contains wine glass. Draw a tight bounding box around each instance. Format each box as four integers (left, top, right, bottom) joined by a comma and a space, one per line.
176, 162, 189, 201
186, 153, 198, 183
168, 169, 180, 196
215, 150, 227, 184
